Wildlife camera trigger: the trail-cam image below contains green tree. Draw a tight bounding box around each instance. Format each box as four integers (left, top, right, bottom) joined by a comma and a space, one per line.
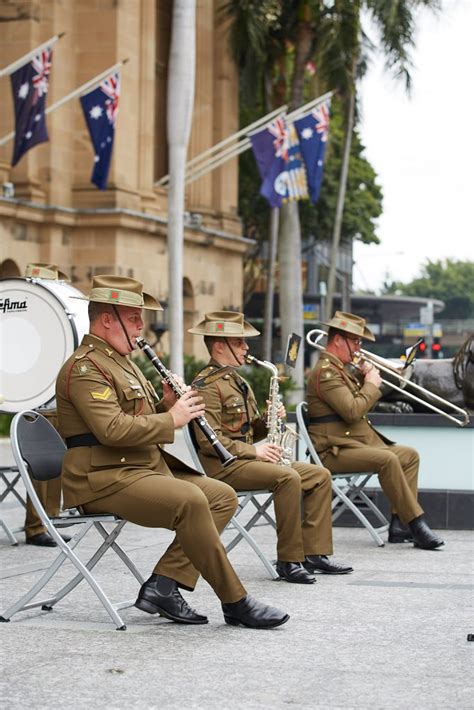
383, 260, 474, 318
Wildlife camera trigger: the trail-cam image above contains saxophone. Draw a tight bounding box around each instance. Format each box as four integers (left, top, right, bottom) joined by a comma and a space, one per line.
245, 354, 298, 466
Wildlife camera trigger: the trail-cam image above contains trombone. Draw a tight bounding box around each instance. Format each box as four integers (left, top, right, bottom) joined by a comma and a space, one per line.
306, 329, 471, 428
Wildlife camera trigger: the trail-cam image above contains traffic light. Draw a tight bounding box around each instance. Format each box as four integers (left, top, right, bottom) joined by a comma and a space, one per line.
418, 340, 427, 355
431, 337, 442, 358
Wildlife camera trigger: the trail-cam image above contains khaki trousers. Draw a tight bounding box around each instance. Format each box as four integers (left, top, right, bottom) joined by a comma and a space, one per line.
83, 472, 246, 604
25, 478, 62, 538
322, 444, 423, 525
214, 460, 333, 561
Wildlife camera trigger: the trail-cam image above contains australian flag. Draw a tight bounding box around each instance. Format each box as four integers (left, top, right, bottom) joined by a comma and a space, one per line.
10, 48, 52, 167
250, 116, 290, 208
80, 72, 120, 190
293, 99, 330, 203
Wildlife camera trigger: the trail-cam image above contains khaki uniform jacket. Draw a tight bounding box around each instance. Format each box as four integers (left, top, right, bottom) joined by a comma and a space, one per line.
56, 334, 196, 509
192, 360, 268, 476
306, 351, 393, 459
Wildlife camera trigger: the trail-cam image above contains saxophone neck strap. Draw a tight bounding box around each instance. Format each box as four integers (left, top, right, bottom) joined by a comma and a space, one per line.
234, 375, 251, 435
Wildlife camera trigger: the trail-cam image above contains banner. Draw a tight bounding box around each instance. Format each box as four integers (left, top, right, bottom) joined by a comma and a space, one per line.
293, 99, 330, 203
10, 47, 52, 166
80, 72, 120, 190
250, 116, 290, 208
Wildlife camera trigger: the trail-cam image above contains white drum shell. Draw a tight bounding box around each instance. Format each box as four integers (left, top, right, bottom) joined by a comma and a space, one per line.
0, 278, 89, 413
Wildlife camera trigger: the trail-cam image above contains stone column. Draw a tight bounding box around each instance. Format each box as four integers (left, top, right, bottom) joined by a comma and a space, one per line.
187, 0, 214, 213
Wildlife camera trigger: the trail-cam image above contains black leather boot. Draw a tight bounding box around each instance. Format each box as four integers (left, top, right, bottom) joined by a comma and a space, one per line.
408, 515, 445, 550
388, 514, 414, 543
222, 595, 290, 628
26, 532, 71, 547
275, 561, 316, 584
135, 574, 208, 624
304, 555, 353, 575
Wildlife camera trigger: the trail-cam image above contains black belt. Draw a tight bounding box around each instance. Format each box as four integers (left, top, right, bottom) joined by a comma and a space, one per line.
66, 433, 101, 449
309, 414, 344, 424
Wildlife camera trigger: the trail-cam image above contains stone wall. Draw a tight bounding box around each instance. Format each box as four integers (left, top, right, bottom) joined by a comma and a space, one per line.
0, 0, 249, 360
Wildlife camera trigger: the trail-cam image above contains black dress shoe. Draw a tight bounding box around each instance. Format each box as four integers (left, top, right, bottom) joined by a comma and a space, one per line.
26, 532, 57, 547
388, 514, 414, 543
222, 594, 290, 629
408, 515, 445, 550
135, 574, 208, 624
304, 555, 353, 575
26, 532, 71, 547
275, 561, 316, 584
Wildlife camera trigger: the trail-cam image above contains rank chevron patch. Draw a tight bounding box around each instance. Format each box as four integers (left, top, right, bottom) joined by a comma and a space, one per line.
90, 386, 112, 401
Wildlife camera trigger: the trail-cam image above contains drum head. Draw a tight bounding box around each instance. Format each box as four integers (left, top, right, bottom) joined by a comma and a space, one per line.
0, 278, 89, 413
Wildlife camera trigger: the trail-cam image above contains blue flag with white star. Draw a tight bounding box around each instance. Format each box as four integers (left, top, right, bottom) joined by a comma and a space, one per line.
80, 72, 120, 190
293, 99, 331, 203
250, 116, 290, 208
10, 47, 52, 167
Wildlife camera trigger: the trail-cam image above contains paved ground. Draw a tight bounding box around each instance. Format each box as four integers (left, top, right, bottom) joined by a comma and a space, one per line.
0, 435, 473, 709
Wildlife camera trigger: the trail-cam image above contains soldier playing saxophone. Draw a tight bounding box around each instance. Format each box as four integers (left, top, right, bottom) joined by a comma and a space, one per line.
189, 311, 353, 583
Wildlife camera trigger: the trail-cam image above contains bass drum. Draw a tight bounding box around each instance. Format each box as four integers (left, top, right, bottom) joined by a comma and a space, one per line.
0, 278, 89, 413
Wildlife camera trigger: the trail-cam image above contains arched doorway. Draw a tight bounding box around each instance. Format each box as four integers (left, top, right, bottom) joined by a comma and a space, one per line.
0, 259, 21, 278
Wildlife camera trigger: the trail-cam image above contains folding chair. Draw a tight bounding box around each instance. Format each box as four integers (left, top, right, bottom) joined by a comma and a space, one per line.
296, 402, 389, 547
0, 465, 25, 545
183, 425, 279, 579
0, 411, 145, 630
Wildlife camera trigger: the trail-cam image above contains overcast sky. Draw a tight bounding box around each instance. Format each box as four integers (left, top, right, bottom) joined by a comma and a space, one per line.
353, 0, 473, 294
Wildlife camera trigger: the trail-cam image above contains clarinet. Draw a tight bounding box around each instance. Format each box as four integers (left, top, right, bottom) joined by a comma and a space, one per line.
136, 337, 237, 468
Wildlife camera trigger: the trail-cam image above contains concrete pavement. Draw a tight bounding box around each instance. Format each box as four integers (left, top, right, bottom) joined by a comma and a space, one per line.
0, 434, 473, 709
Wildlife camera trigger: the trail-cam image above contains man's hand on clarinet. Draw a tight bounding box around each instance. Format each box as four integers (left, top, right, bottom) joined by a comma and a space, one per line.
162, 376, 186, 409
169, 389, 205, 428
255, 442, 282, 464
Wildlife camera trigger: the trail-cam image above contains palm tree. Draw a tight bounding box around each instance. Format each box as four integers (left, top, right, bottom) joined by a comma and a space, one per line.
167, 0, 196, 376
323, 0, 441, 318
224, 0, 440, 382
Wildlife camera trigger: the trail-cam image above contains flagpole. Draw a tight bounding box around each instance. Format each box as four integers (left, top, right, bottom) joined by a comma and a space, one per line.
0, 58, 128, 148
155, 104, 287, 187
0, 33, 65, 78
183, 91, 334, 186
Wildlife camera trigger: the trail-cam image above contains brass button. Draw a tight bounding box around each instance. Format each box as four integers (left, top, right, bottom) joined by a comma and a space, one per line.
120, 457, 126, 463
345, 431, 350, 436
368, 419, 371, 424
237, 408, 241, 413
137, 392, 143, 397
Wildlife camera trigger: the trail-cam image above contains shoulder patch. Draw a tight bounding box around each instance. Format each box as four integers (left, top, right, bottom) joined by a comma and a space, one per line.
90, 386, 112, 401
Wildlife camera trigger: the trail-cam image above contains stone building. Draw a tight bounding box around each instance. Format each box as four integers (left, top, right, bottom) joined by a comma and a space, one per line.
0, 0, 251, 359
